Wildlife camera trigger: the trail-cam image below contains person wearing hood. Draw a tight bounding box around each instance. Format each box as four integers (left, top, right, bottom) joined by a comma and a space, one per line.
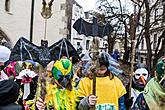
111, 49, 120, 61
36, 57, 77, 110
124, 63, 150, 109
132, 56, 165, 110
0, 79, 22, 110
77, 53, 126, 110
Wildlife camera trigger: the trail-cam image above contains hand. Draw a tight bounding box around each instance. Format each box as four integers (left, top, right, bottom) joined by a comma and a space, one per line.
88, 94, 97, 106
124, 97, 134, 107
36, 98, 46, 110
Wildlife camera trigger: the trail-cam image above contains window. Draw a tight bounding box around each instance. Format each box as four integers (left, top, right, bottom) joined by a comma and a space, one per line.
163, 4, 165, 22
5, 0, 10, 12
77, 42, 80, 46
141, 38, 144, 50
142, 16, 145, 24
155, 8, 159, 22
153, 34, 157, 50
86, 40, 90, 50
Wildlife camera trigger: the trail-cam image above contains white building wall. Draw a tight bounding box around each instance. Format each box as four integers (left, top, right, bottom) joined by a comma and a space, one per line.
0, 0, 67, 47
71, 2, 87, 51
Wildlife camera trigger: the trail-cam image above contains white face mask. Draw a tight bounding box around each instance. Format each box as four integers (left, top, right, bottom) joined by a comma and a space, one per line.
134, 68, 148, 81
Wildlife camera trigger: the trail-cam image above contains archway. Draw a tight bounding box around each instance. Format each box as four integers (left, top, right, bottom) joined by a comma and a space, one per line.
0, 27, 12, 49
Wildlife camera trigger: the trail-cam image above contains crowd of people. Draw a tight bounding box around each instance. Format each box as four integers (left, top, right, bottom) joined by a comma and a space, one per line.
0, 44, 165, 110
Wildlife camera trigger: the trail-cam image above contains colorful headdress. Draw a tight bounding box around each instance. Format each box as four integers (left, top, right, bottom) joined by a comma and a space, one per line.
22, 60, 36, 70
3, 61, 20, 79
52, 58, 73, 81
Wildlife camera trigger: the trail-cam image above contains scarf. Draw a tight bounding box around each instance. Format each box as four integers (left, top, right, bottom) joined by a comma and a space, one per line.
143, 78, 165, 110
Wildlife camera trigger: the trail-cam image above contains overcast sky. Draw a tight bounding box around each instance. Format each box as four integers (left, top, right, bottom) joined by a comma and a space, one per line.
75, 0, 133, 13
75, 0, 96, 11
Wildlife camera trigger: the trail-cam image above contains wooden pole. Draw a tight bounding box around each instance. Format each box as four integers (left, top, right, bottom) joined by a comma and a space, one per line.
128, 14, 136, 110
90, 37, 99, 110
129, 40, 136, 99
40, 0, 54, 101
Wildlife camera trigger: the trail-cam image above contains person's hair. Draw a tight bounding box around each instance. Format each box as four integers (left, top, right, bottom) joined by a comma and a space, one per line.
87, 67, 114, 80
104, 70, 114, 80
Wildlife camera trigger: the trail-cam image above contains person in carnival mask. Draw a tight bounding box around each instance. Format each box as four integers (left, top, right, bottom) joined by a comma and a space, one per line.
36, 57, 77, 110
132, 56, 165, 110
124, 63, 150, 109
16, 60, 38, 110
77, 53, 126, 110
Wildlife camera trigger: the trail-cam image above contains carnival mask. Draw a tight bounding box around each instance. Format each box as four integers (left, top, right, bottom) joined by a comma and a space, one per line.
22, 60, 36, 70
16, 60, 37, 100
52, 58, 73, 88
156, 59, 165, 89
133, 63, 149, 89
134, 68, 148, 84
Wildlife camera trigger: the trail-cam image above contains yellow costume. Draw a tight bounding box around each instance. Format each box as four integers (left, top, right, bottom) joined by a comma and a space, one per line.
78, 76, 126, 110
45, 83, 77, 110
44, 58, 77, 110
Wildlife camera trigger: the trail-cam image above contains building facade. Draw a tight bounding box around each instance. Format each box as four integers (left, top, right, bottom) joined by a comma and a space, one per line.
0, 0, 72, 47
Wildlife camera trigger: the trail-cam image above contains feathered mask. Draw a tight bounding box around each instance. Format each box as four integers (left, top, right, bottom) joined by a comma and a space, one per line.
52, 58, 73, 81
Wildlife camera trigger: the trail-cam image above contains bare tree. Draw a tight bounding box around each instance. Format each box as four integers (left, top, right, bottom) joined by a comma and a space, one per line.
97, 0, 165, 76
96, 0, 132, 55
132, 0, 164, 76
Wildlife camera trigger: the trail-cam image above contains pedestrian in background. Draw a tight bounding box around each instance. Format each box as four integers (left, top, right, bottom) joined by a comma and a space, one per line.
111, 49, 120, 61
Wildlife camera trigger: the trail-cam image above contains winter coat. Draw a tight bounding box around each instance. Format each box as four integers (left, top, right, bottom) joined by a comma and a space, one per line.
0, 103, 22, 110
0, 80, 22, 110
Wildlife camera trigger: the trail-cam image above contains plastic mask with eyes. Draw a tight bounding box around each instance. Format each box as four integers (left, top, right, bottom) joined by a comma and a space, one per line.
133, 64, 149, 89
52, 58, 73, 88
22, 60, 36, 70
134, 68, 148, 83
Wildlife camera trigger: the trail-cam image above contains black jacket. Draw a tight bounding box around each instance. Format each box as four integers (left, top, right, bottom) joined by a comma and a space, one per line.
0, 103, 22, 110
0, 80, 22, 110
